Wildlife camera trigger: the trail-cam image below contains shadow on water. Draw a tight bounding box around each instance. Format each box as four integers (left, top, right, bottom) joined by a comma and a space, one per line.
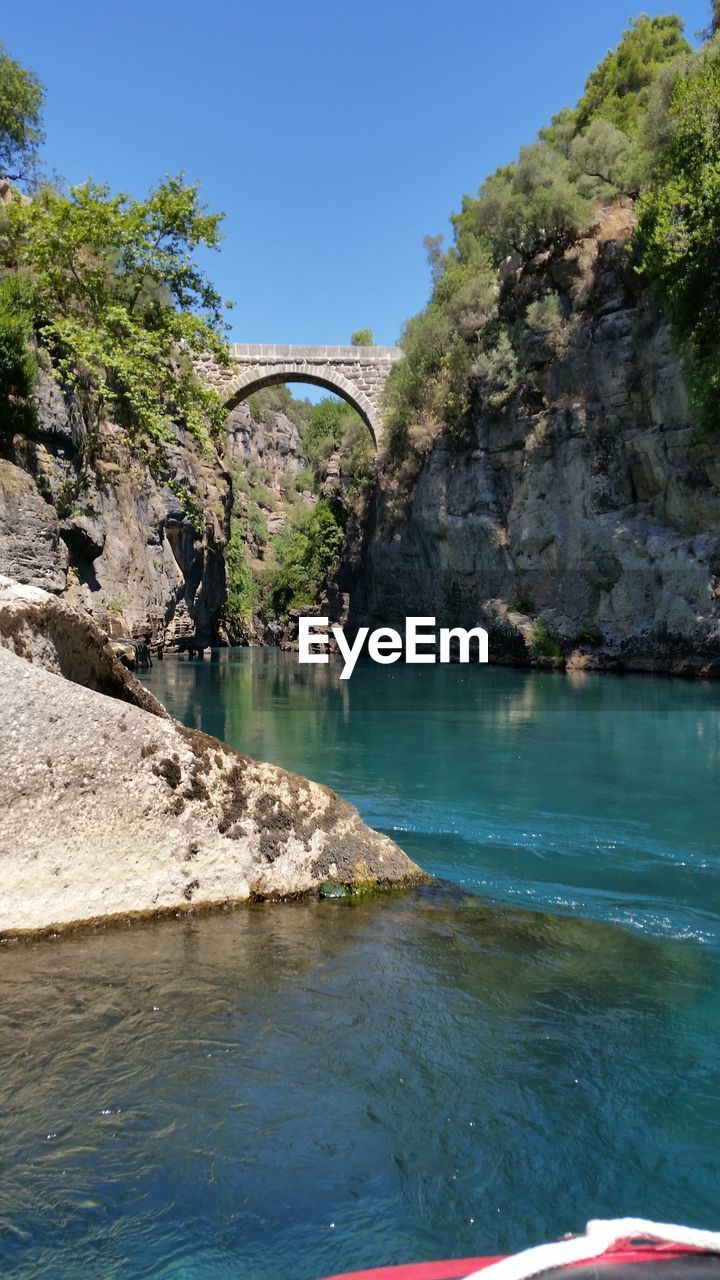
1, 888, 719, 1279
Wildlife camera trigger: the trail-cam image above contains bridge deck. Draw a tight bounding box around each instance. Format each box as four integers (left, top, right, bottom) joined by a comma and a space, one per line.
228, 343, 401, 361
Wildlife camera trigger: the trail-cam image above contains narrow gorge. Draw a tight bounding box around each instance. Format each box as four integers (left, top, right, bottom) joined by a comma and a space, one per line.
4, 198, 718, 678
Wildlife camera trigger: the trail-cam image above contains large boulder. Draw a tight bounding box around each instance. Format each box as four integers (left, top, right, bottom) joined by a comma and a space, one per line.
0, 576, 165, 715
0, 580, 424, 936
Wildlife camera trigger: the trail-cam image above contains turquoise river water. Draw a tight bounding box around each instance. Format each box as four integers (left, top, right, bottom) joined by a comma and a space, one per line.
1, 649, 720, 1279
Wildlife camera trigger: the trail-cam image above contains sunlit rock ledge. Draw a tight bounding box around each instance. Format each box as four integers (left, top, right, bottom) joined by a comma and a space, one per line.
0, 578, 425, 938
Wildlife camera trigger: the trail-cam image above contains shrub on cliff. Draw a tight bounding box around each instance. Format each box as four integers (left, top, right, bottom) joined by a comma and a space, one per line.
301, 397, 349, 464
340, 414, 374, 494
0, 275, 37, 435
471, 328, 522, 412
382, 10, 699, 466
452, 145, 592, 270
299, 396, 373, 491
2, 177, 231, 463
573, 15, 690, 137
634, 39, 720, 432
224, 514, 257, 628
264, 499, 345, 616
246, 383, 309, 430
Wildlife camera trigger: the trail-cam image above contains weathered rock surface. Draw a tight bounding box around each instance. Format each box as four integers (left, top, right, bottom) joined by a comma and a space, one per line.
0, 577, 166, 713
0, 580, 423, 936
346, 206, 720, 676
227, 399, 306, 485
0, 459, 67, 593
0, 368, 231, 650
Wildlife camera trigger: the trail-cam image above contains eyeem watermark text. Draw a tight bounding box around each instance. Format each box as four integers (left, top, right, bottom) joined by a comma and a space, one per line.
299, 616, 489, 680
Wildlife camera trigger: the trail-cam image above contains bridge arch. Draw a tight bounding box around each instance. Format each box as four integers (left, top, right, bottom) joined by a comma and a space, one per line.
223, 366, 380, 446
205, 345, 403, 450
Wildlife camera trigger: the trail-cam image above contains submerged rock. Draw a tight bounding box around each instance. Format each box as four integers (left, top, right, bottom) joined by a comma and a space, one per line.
0, 579, 424, 936
318, 879, 351, 900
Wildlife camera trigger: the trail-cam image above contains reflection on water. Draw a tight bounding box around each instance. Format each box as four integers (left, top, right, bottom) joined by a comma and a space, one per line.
2, 651, 720, 1278
143, 649, 720, 945
1, 891, 718, 1279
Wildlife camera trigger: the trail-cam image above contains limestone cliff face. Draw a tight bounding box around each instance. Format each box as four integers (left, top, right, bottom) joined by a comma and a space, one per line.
346, 205, 720, 676
0, 367, 231, 649
227, 399, 305, 487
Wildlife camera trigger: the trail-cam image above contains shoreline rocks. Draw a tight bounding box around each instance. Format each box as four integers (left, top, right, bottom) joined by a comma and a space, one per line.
0, 580, 425, 938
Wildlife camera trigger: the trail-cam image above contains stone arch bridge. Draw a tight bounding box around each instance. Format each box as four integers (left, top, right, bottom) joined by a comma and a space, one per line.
200, 344, 402, 447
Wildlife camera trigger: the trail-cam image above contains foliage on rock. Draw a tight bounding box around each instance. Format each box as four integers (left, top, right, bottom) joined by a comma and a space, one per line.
300, 397, 372, 491
264, 498, 345, 617
382, 9, 705, 463
246, 383, 309, 431
224, 512, 258, 627
634, 37, 720, 432
570, 15, 690, 137
0, 44, 231, 520
0, 275, 37, 434
1, 177, 231, 462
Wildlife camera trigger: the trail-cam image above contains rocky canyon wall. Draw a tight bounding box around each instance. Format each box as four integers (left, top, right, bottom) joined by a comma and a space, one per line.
0, 366, 231, 650
345, 206, 720, 676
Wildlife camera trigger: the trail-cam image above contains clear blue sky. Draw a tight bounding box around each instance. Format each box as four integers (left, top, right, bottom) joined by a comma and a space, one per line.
2, 1, 710, 347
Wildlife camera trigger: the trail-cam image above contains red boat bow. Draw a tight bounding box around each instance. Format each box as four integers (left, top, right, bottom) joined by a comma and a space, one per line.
319, 1219, 720, 1280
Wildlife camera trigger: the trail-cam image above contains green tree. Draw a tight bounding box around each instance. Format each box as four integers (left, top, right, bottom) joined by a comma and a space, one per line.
634, 41, 720, 431
383, 302, 453, 454
224, 512, 257, 626
2, 174, 231, 480
350, 327, 373, 346
246, 383, 309, 429
569, 119, 639, 196
700, 1, 720, 38
451, 145, 591, 268
301, 396, 354, 464
340, 414, 374, 493
265, 499, 345, 615
423, 234, 445, 286
472, 327, 521, 411
0, 41, 45, 185
574, 15, 690, 137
